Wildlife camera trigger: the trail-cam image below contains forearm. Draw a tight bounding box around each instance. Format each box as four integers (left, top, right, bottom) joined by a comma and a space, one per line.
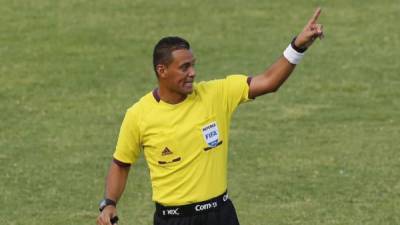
249, 56, 296, 98
104, 161, 130, 202
267, 56, 296, 90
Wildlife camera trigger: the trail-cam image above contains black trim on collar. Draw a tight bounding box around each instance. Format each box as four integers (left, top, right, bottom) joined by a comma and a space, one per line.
153, 88, 161, 102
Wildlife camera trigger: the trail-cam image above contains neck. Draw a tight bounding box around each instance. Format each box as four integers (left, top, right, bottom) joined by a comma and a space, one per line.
157, 87, 187, 104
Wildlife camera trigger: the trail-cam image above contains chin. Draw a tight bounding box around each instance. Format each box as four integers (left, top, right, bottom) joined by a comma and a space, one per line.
182, 89, 193, 95
182, 86, 194, 94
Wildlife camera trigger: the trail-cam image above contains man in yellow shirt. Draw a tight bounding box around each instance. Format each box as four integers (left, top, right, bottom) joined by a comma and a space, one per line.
97, 8, 324, 225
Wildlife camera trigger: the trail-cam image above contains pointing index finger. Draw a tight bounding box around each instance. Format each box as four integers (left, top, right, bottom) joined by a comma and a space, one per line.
309, 7, 322, 24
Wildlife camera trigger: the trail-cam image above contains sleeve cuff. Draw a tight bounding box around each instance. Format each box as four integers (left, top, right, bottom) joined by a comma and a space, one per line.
247, 76, 252, 86
247, 76, 256, 100
113, 158, 131, 168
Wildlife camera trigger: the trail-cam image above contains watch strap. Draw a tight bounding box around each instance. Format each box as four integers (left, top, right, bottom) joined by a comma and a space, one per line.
291, 36, 307, 53
99, 198, 117, 212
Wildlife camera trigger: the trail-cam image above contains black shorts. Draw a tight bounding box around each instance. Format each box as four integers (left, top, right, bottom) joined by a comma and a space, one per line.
154, 193, 240, 225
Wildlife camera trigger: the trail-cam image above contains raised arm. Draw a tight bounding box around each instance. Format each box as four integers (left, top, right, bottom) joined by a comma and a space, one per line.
249, 8, 324, 99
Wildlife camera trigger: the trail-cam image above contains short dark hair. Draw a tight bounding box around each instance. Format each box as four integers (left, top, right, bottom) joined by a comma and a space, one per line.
153, 36, 190, 77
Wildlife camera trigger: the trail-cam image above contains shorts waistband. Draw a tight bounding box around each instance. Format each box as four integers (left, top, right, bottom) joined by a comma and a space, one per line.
155, 191, 229, 217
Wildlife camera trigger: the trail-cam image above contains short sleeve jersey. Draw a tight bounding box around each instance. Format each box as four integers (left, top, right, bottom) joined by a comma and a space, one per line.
113, 74, 252, 206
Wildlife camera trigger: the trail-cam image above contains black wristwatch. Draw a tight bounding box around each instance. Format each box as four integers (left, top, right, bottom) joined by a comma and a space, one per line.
99, 198, 117, 212
291, 36, 308, 53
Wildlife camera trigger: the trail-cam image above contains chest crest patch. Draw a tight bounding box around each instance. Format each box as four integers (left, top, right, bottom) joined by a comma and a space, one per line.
201, 121, 220, 147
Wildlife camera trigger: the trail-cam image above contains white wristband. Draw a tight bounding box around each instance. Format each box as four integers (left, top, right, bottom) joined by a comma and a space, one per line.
283, 44, 305, 64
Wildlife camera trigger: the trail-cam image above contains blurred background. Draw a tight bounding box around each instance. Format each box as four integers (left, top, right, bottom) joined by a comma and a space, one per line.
1, 0, 399, 224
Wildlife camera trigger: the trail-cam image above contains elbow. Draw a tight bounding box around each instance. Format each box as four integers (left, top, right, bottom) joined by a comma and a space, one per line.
268, 85, 281, 93
256, 85, 280, 97
264, 78, 283, 94
270, 87, 280, 93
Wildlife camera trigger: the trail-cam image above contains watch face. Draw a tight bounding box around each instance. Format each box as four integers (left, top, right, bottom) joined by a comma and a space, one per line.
99, 199, 107, 211
99, 199, 116, 212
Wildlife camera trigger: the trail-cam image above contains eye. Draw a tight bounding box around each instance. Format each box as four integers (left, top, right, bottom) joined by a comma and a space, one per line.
180, 63, 190, 71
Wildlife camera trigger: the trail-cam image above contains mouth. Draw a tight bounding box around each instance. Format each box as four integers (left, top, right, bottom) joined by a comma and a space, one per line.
183, 81, 194, 89
184, 80, 193, 85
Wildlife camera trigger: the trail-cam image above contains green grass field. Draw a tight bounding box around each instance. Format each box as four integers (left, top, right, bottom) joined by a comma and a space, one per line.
1, 0, 399, 224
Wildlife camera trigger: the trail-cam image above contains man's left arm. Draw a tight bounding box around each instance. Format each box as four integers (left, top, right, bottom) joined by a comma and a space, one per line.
249, 8, 324, 99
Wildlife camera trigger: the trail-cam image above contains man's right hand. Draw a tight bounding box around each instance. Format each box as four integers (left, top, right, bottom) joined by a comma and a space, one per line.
294, 7, 324, 49
96, 206, 118, 225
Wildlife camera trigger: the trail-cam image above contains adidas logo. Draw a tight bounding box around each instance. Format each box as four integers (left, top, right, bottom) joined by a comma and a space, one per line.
161, 147, 173, 156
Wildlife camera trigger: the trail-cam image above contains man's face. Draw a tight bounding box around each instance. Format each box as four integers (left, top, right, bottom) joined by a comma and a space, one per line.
159, 49, 196, 96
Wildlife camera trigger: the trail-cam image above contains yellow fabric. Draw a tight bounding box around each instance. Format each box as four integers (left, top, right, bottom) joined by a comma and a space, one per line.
113, 74, 252, 206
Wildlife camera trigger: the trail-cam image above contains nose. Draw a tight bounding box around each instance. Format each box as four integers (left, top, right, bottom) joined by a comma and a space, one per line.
188, 66, 196, 78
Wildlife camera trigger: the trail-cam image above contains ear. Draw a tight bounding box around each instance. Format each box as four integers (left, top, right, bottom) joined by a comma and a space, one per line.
156, 64, 168, 78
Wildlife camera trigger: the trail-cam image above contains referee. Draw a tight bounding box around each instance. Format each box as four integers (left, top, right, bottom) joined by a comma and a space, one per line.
97, 8, 324, 225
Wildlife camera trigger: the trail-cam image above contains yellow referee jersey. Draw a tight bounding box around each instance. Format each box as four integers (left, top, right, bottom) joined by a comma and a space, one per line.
113, 74, 252, 206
